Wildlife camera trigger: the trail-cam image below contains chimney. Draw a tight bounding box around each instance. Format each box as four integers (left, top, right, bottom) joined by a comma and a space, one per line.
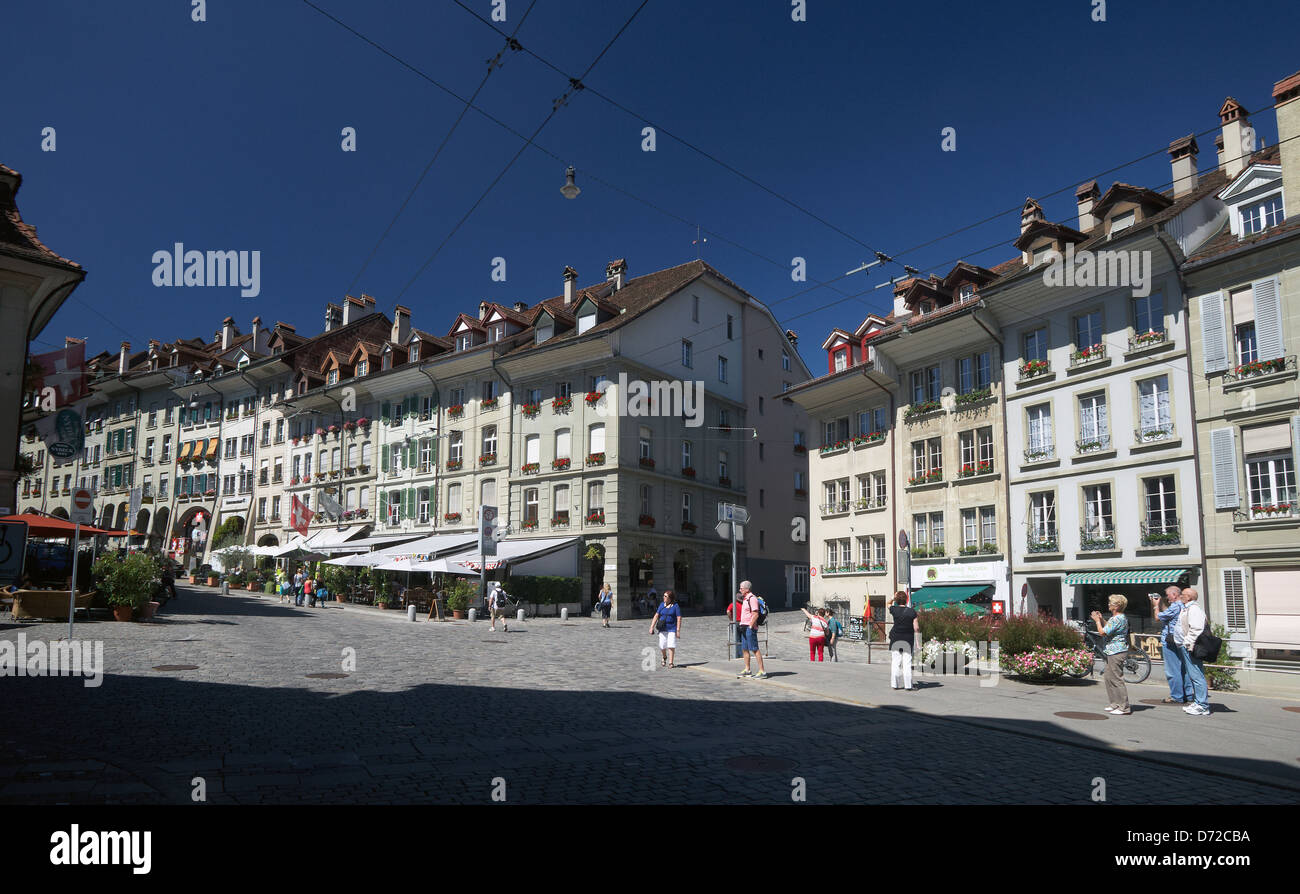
479, 300, 490, 321
392, 304, 411, 346
221, 316, 235, 351
343, 295, 365, 325
1167, 134, 1199, 198
1273, 71, 1300, 220
513, 301, 527, 313
605, 258, 627, 291
563, 266, 578, 306
785, 329, 798, 350
360, 293, 376, 309
251, 316, 262, 352
892, 279, 915, 320
118, 341, 130, 375
324, 303, 342, 332
1215, 133, 1225, 171
1219, 97, 1252, 178
1075, 180, 1100, 232
1020, 198, 1044, 263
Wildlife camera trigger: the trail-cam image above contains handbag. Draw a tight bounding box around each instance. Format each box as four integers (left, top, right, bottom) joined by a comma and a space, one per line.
1192, 629, 1222, 661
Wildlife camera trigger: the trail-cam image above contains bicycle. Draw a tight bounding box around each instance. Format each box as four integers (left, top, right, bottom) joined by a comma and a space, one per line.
1065, 630, 1151, 684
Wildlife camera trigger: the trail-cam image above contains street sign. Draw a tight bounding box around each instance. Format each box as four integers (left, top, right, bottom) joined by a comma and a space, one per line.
0, 520, 29, 587
719, 503, 750, 524
479, 505, 498, 556
70, 489, 95, 526
715, 520, 744, 542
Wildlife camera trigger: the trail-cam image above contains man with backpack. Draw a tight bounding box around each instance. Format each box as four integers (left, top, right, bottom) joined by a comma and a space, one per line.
488, 581, 508, 633
736, 580, 769, 679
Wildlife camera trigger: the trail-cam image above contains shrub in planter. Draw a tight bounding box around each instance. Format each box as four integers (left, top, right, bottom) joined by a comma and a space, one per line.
92, 552, 161, 618
996, 613, 1083, 656
1206, 623, 1241, 691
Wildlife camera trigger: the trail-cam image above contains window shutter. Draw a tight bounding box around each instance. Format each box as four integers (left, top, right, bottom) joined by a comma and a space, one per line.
1292, 416, 1300, 490
1221, 568, 1248, 631
379, 491, 388, 521
1209, 427, 1239, 509
1254, 276, 1285, 361
406, 488, 415, 520
381, 401, 391, 421
380, 445, 389, 472
1199, 291, 1229, 374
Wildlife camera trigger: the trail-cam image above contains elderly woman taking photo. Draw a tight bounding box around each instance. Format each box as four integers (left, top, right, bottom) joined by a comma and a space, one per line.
1092, 594, 1131, 715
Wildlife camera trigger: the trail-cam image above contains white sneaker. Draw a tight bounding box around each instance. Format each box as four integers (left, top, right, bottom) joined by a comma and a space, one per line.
489, 627, 495, 632
1183, 703, 1209, 715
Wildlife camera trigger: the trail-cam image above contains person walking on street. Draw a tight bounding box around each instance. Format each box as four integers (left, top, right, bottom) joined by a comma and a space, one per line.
292, 568, 303, 605
648, 590, 682, 667
889, 591, 919, 690
1151, 586, 1190, 704
1093, 594, 1131, 715
800, 605, 829, 661
735, 581, 769, 679
1179, 587, 1211, 716
596, 583, 613, 628
488, 581, 509, 632
825, 610, 844, 662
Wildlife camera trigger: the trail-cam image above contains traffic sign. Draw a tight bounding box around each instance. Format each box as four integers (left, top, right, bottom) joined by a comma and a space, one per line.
0, 520, 29, 587
715, 520, 744, 542
70, 489, 95, 525
719, 503, 750, 524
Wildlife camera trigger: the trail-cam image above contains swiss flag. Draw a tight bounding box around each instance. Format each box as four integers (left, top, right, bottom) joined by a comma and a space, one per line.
290, 495, 314, 536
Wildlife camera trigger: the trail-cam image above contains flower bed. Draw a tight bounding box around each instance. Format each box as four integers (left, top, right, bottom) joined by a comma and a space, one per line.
999, 646, 1092, 680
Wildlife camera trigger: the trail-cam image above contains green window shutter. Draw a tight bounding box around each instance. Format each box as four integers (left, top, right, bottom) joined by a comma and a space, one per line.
406, 442, 415, 468
381, 401, 391, 422
381, 445, 389, 472
379, 491, 388, 522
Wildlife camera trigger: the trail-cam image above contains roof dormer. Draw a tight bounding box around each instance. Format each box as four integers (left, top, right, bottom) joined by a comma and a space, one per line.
1090, 182, 1172, 238
820, 329, 856, 374
1014, 218, 1090, 266
1218, 162, 1285, 238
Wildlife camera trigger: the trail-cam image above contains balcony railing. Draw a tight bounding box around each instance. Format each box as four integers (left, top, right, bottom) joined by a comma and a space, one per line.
1235, 502, 1299, 522
1075, 435, 1111, 455
903, 400, 943, 422
854, 496, 886, 511
1128, 329, 1167, 352
1079, 525, 1116, 551
1018, 359, 1051, 381
956, 460, 994, 478
1223, 354, 1296, 383
1069, 343, 1106, 367
1027, 526, 1059, 553
1134, 424, 1175, 444
1140, 518, 1181, 546
819, 501, 851, 515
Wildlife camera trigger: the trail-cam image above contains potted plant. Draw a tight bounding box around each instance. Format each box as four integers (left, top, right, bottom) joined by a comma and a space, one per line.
445, 586, 469, 619
375, 592, 392, 610
93, 552, 161, 622
203, 565, 219, 587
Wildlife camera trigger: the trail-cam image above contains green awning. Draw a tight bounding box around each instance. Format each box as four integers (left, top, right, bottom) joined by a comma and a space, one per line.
911, 584, 992, 608
1064, 569, 1188, 586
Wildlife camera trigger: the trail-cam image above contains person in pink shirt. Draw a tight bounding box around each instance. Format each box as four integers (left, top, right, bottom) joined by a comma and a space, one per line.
736, 581, 768, 679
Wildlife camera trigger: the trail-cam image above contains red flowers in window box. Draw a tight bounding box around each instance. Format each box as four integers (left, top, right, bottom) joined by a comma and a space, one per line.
638, 514, 655, 527
447, 404, 464, 418
681, 467, 696, 478
443, 512, 462, 523
586, 452, 605, 465
584, 391, 602, 406
552, 396, 572, 411
521, 462, 540, 474
551, 457, 570, 471
521, 403, 540, 417
586, 509, 605, 524
639, 457, 655, 469
446, 459, 462, 471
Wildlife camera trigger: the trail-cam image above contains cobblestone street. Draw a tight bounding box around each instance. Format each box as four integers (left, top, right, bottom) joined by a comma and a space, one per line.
2, 586, 1298, 805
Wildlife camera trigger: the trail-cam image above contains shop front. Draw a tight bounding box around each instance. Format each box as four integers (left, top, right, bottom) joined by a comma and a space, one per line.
1063, 568, 1195, 635
909, 558, 1009, 613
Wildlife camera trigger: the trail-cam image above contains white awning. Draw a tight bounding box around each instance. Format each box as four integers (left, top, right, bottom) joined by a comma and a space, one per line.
438, 536, 580, 573
371, 532, 480, 559
301, 525, 371, 551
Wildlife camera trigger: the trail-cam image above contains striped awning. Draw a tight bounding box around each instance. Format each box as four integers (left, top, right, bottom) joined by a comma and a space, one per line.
176, 441, 193, 462
1065, 569, 1188, 586
205, 437, 220, 459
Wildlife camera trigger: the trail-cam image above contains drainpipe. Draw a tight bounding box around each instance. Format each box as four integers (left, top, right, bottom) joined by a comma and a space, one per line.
1156, 231, 1210, 604
858, 363, 893, 615
972, 303, 1014, 614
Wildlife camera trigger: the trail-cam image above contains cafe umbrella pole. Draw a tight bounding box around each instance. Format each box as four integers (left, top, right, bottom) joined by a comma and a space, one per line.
67, 521, 80, 640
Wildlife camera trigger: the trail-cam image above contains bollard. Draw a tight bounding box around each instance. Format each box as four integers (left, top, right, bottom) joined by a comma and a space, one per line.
222, 580, 229, 595
468, 608, 477, 622
561, 607, 569, 621
407, 605, 417, 622
516, 608, 525, 622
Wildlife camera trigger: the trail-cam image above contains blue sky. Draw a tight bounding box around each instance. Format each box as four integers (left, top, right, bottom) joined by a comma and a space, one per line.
5, 0, 1298, 370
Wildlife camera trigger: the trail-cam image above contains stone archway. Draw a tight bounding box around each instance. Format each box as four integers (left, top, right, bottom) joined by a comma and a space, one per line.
152, 505, 170, 542
98, 504, 113, 528
114, 502, 129, 530
584, 541, 605, 603
135, 508, 150, 535
257, 533, 279, 547
51, 506, 69, 519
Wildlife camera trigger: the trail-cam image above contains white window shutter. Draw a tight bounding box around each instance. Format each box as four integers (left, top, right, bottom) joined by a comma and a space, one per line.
1209, 427, 1239, 509
1253, 276, 1285, 361
1221, 568, 1248, 631
1200, 291, 1229, 374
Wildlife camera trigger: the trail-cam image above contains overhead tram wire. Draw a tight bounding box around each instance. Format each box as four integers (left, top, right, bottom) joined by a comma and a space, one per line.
307, 0, 542, 293
392, 0, 654, 300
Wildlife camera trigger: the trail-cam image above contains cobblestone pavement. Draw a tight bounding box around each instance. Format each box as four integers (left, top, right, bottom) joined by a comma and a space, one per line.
1, 586, 1298, 805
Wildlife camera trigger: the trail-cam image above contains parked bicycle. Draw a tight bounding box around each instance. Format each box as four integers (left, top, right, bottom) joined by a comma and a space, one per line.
1066, 630, 1151, 683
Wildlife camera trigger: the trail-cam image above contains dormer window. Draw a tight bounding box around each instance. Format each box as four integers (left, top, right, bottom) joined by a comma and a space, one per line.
381, 352, 391, 370
1031, 245, 1056, 267
833, 351, 847, 372
327, 370, 339, 386
958, 284, 975, 301
1241, 193, 1284, 235
489, 323, 505, 342
409, 343, 420, 363
456, 334, 471, 352
1108, 210, 1135, 236
919, 300, 936, 314
535, 321, 553, 344
356, 359, 369, 377
237, 355, 249, 369
578, 307, 597, 335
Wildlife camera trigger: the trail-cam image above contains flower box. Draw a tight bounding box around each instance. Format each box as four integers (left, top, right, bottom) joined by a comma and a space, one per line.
1070, 343, 1105, 365
1251, 503, 1295, 518
358, 464, 370, 473
343, 421, 356, 431
521, 403, 540, 417
908, 470, 944, 486
446, 460, 462, 471
314, 473, 326, 480
551, 396, 572, 412
586, 510, 605, 524
793, 444, 808, 454
327, 425, 340, 435
520, 520, 539, 530
1019, 359, 1050, 379
1131, 329, 1165, 348
638, 514, 655, 527
1233, 357, 1286, 378
718, 476, 732, 487
819, 440, 850, 455
443, 512, 462, 523
315, 428, 327, 438
345, 466, 356, 475
551, 458, 571, 471
794, 488, 808, 498
903, 400, 942, 421
639, 457, 655, 469
587, 452, 605, 465
957, 461, 993, 478
290, 476, 300, 485
521, 462, 540, 474
356, 417, 370, 428
979, 543, 998, 554
447, 405, 464, 418
682, 522, 697, 533
204, 489, 216, 497
481, 397, 499, 410
551, 516, 569, 527
291, 437, 300, 446
478, 453, 497, 466
853, 431, 887, 446
954, 387, 993, 407
584, 391, 602, 406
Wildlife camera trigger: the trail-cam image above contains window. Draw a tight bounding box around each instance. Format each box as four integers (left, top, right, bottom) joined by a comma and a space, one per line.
1020, 329, 1049, 369
525, 434, 540, 467
410, 342, 421, 362
578, 308, 596, 334
682, 492, 693, 524
1030, 492, 1057, 540
794, 470, 806, 492
1236, 321, 1258, 366
794, 430, 806, 451
823, 417, 850, 446
525, 388, 542, 407
449, 431, 463, 464
359, 485, 370, 510
1144, 475, 1178, 533
958, 351, 991, 394
1082, 484, 1113, 538
482, 380, 497, 402
553, 484, 570, 524
873, 472, 887, 505
1078, 392, 1109, 449
159, 474, 168, 499
481, 478, 496, 509
962, 509, 979, 549
589, 423, 605, 456
456, 334, 471, 352
718, 356, 728, 383
1074, 310, 1103, 352
638, 426, 652, 462
588, 480, 604, 511
418, 438, 433, 472
361, 443, 371, 466
1133, 292, 1164, 336
556, 382, 571, 400
145, 438, 154, 464
681, 440, 692, 469
727, 314, 734, 339
448, 387, 465, 408
682, 340, 693, 368
958, 283, 975, 301
161, 435, 171, 463
388, 490, 402, 524
326, 369, 339, 386
448, 483, 462, 515
1137, 376, 1171, 437
356, 359, 368, 377
640, 484, 652, 517
692, 295, 699, 322
980, 507, 996, 548
275, 419, 284, 442
347, 444, 357, 468
257, 497, 267, 521
782, 350, 790, 371
489, 323, 505, 343
1242, 193, 1285, 235
1027, 403, 1053, 454
758, 441, 764, 460
555, 428, 571, 461
1108, 210, 1135, 235
1246, 450, 1296, 517
718, 450, 729, 481
833, 351, 847, 373
911, 439, 942, 479
758, 397, 764, 416
481, 425, 497, 458
273, 458, 282, 482
304, 453, 313, 477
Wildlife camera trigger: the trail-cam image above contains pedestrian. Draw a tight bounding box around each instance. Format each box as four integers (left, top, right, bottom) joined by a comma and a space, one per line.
726, 591, 746, 658
889, 591, 919, 690
648, 590, 681, 667
645, 581, 658, 617
1150, 586, 1190, 704
301, 574, 314, 607
597, 583, 612, 628
488, 581, 508, 632
800, 605, 829, 661
825, 610, 844, 662
293, 568, 303, 605
735, 581, 769, 679
1179, 587, 1211, 716
1092, 594, 1131, 715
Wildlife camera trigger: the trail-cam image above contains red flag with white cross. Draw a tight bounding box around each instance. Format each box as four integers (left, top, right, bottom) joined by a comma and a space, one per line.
290, 495, 314, 536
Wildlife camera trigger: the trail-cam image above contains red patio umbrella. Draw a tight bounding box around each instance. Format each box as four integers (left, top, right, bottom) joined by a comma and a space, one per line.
0, 513, 125, 538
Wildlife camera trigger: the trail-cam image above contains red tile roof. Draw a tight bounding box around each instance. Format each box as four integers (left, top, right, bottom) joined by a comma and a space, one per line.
0, 163, 83, 271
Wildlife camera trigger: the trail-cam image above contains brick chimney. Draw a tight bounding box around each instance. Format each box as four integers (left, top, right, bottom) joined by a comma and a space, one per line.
1075, 181, 1100, 232
118, 341, 130, 375
605, 258, 627, 291
785, 329, 798, 350
1273, 71, 1300, 220
1167, 134, 1199, 198
221, 316, 235, 351
1219, 97, 1252, 178
563, 266, 578, 306
392, 305, 411, 346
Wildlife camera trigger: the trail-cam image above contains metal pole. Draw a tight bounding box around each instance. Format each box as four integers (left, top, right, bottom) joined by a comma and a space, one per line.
729, 520, 737, 602
67, 522, 80, 640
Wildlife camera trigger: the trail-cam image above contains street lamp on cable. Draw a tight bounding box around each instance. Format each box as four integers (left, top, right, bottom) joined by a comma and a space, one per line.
560, 166, 581, 200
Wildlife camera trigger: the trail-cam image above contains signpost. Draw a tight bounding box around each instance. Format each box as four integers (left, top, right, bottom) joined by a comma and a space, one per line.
716, 503, 748, 603
70, 489, 95, 526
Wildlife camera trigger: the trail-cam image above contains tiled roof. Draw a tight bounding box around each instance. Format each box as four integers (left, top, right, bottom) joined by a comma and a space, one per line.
0, 164, 83, 271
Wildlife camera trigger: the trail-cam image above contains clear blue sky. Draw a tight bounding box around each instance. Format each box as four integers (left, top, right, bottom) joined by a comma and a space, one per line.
5, 0, 1297, 370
